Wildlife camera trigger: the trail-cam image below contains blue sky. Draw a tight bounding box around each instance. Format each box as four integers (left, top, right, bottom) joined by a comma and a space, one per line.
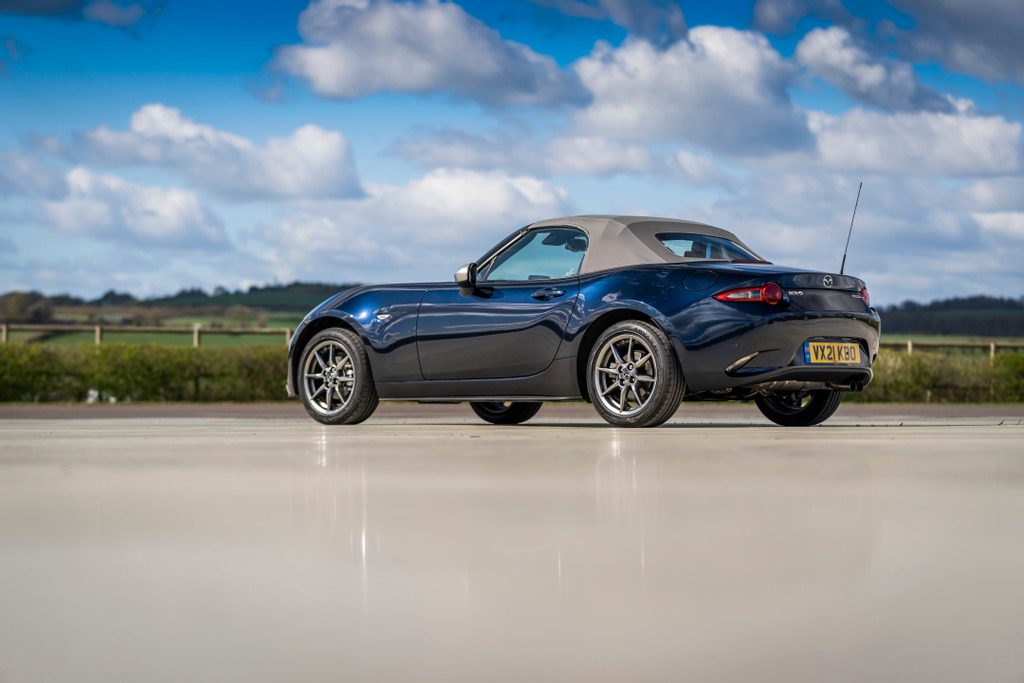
2, 0, 1023, 304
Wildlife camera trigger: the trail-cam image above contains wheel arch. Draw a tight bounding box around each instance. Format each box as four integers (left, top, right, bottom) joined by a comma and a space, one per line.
290, 315, 364, 394
575, 309, 680, 403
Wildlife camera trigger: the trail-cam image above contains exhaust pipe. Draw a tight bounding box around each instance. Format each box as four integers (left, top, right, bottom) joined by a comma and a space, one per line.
825, 380, 866, 392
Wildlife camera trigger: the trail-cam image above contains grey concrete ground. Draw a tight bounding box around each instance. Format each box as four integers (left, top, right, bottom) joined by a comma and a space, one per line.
1, 403, 1023, 682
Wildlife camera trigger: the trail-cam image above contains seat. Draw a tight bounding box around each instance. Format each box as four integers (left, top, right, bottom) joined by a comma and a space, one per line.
684, 242, 707, 258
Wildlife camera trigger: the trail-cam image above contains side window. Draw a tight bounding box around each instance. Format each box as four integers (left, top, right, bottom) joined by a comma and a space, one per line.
481, 228, 588, 282
657, 233, 760, 262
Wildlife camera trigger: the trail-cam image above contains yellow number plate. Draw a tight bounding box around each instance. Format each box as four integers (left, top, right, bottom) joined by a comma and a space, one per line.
805, 341, 862, 365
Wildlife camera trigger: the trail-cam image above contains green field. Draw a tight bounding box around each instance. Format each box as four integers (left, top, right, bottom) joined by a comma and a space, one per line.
159, 313, 303, 328
51, 310, 302, 329
22, 330, 286, 347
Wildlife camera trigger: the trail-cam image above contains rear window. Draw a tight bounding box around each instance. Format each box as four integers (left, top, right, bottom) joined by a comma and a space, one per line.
657, 233, 762, 262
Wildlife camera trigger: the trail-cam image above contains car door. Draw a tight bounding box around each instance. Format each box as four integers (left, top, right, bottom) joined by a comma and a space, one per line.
417, 227, 588, 380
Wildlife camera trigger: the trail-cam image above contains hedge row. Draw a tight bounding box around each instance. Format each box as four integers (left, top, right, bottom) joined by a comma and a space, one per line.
1, 345, 1022, 403
0, 344, 287, 402
846, 349, 1024, 403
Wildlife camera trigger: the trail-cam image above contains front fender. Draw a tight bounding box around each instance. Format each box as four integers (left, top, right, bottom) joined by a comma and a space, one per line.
290, 287, 426, 389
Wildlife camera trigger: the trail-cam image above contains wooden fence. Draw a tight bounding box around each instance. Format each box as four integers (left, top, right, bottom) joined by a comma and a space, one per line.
1, 323, 292, 347
878, 339, 1024, 359
3, 324, 1024, 356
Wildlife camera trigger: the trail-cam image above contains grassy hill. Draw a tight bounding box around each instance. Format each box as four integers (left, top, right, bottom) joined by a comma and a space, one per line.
142, 282, 359, 311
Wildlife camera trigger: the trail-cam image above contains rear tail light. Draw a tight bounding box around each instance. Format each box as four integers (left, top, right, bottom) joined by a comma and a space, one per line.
713, 282, 784, 305
859, 287, 870, 307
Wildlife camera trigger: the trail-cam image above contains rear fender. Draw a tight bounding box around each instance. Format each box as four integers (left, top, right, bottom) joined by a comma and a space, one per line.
569, 268, 691, 364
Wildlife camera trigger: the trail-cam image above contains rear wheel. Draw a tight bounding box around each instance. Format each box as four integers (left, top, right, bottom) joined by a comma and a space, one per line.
470, 401, 542, 425
587, 320, 684, 428
299, 328, 379, 425
755, 390, 842, 426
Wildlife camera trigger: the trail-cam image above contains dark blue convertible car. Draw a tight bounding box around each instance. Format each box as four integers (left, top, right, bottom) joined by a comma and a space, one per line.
287, 215, 880, 427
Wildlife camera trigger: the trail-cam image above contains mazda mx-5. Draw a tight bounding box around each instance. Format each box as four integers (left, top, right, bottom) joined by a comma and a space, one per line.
286, 215, 880, 427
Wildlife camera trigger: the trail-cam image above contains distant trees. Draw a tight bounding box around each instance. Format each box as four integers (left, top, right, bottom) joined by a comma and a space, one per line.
95, 290, 138, 307
143, 281, 359, 311
0, 292, 54, 323
880, 297, 1024, 336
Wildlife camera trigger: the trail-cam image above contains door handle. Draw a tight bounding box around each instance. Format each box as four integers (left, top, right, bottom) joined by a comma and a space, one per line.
531, 288, 566, 301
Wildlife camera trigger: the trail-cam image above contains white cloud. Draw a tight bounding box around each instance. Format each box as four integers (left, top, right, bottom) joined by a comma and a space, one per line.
752, 0, 853, 34
972, 212, 1024, 239
391, 128, 739, 190
535, 0, 687, 46
43, 167, 226, 247
668, 149, 736, 187
76, 104, 362, 200
0, 150, 67, 198
81, 0, 145, 26
392, 129, 657, 178
0, 0, 153, 26
755, 0, 1024, 85
259, 168, 573, 282
796, 26, 949, 111
809, 108, 1023, 176
572, 27, 811, 155
681, 170, 1024, 303
275, 0, 586, 107
891, 0, 1024, 84
546, 136, 658, 176
961, 178, 1024, 211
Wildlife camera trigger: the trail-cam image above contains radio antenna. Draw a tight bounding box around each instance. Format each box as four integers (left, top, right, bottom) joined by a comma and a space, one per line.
840, 181, 862, 275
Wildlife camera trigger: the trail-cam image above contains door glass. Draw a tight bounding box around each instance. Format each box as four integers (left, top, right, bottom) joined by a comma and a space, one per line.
481, 228, 588, 282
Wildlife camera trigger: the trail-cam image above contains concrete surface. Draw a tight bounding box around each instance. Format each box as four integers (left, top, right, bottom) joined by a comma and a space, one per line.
1, 404, 1023, 682
2, 400, 1024, 419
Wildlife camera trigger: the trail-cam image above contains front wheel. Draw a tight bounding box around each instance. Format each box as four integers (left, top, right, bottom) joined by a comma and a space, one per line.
299, 328, 379, 425
755, 390, 842, 426
586, 320, 684, 427
470, 401, 542, 425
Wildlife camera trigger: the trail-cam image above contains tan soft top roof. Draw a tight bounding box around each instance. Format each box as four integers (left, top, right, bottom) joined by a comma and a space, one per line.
526, 215, 759, 275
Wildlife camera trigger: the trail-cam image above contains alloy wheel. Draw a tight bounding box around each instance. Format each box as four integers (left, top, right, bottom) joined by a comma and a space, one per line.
303, 339, 355, 416
592, 332, 658, 417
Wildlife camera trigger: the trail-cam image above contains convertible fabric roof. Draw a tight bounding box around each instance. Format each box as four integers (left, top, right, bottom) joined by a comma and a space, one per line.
526, 215, 759, 275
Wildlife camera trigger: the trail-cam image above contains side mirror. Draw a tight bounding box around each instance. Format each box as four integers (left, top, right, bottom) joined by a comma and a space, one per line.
454, 262, 478, 288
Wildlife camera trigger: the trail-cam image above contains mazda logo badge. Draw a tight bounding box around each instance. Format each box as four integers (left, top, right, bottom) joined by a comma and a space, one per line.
823, 275, 833, 288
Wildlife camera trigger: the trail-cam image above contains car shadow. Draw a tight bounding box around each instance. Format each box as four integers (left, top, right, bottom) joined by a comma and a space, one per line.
422, 421, 1020, 430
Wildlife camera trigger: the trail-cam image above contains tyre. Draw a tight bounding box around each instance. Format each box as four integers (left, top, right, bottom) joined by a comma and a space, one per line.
470, 401, 542, 425
586, 320, 684, 427
298, 328, 379, 425
754, 390, 842, 426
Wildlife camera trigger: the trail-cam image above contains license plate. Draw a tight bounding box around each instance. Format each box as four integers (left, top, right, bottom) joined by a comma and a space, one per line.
805, 341, 862, 365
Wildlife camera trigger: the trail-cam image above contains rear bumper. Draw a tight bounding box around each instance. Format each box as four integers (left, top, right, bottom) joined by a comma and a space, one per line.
680, 314, 880, 393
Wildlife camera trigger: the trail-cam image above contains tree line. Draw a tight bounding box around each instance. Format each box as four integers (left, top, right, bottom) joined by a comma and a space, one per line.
879, 296, 1024, 337
0, 282, 360, 321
